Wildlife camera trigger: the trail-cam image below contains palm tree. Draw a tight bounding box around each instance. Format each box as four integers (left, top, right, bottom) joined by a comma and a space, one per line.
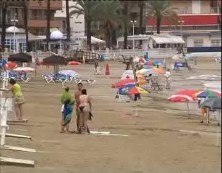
147, 0, 178, 34
138, 1, 145, 45
46, 0, 50, 50
23, 0, 29, 52
1, 1, 7, 51
69, 0, 98, 51
65, 0, 70, 42
121, 2, 129, 49
93, 1, 121, 48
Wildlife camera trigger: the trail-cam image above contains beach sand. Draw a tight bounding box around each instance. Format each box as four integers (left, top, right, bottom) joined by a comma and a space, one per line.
1, 57, 221, 173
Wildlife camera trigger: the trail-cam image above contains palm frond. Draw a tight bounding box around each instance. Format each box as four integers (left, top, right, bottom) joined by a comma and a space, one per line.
69, 10, 84, 18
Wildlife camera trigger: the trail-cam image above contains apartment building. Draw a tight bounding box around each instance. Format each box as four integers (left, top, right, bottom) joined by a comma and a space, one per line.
0, 0, 64, 35
146, 0, 221, 49
54, 1, 85, 41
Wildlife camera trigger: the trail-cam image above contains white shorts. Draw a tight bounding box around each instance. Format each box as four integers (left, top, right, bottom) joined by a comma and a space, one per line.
61, 105, 64, 113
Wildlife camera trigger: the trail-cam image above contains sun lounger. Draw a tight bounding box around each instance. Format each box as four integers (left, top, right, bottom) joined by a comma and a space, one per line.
20, 76, 31, 83
0, 157, 35, 167
150, 78, 164, 91
75, 79, 96, 84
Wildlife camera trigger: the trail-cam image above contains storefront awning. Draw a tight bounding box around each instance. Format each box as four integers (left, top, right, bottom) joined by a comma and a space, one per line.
150, 35, 185, 44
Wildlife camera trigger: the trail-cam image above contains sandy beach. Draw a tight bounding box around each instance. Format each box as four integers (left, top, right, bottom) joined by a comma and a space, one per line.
0, 57, 221, 173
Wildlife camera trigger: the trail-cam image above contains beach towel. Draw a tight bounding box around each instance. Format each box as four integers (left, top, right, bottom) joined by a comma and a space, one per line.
63, 104, 73, 126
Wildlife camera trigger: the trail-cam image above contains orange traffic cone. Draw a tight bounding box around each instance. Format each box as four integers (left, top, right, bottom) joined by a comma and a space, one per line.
105, 63, 110, 78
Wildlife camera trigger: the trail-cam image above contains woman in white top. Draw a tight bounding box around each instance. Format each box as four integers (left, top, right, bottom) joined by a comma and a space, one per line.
78, 89, 92, 134
164, 69, 171, 89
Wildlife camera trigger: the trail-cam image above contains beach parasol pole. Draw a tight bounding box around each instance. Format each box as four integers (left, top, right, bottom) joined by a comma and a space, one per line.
216, 110, 221, 146
135, 100, 138, 116
186, 101, 190, 115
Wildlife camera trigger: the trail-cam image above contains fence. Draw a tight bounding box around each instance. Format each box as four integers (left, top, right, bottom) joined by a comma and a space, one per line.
1, 47, 182, 63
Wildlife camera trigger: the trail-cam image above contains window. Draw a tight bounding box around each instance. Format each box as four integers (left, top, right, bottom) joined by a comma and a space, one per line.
211, 39, 221, 46
193, 39, 203, 47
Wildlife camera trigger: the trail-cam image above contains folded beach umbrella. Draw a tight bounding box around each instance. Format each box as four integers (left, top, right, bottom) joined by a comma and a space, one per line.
194, 90, 221, 98
112, 79, 136, 88
168, 94, 194, 114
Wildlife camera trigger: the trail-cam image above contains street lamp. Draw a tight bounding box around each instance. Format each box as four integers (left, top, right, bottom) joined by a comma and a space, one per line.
75, 21, 82, 46
11, 16, 19, 53
130, 20, 136, 50
178, 20, 184, 37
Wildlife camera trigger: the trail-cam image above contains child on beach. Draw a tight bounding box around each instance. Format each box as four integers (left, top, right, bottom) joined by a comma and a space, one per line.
61, 99, 75, 133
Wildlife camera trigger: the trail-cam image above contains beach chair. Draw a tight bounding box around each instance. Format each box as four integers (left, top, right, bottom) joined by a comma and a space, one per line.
150, 78, 164, 91
42, 75, 55, 83
75, 79, 96, 84
20, 76, 31, 83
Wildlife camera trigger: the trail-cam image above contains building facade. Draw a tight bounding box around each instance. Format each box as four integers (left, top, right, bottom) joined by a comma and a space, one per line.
0, 0, 64, 52
0, 0, 64, 35
146, 0, 221, 50
54, 1, 85, 42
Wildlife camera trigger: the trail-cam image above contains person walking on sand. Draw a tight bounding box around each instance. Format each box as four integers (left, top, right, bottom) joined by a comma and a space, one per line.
164, 69, 171, 89
8, 78, 25, 120
79, 89, 92, 134
74, 82, 83, 133
94, 59, 99, 75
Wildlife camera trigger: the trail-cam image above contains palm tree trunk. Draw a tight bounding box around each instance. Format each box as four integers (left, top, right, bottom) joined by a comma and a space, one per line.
156, 15, 161, 34
1, 2, 7, 51
111, 28, 117, 47
123, 3, 128, 49
23, 1, 29, 52
46, 0, 51, 51
105, 27, 110, 48
86, 17, 92, 51
139, 2, 144, 45
66, 0, 70, 42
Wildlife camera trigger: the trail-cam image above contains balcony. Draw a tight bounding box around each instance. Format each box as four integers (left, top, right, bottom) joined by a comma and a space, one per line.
28, 1, 62, 10
175, 7, 220, 14
28, 19, 63, 28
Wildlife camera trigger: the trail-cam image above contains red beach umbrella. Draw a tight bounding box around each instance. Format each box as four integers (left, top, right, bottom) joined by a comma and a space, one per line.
112, 79, 136, 88
175, 89, 200, 99
68, 61, 81, 65
4, 61, 17, 70
168, 94, 195, 114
